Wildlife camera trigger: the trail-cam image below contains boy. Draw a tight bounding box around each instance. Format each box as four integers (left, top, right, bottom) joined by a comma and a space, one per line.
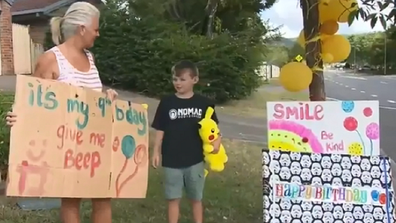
151, 60, 221, 223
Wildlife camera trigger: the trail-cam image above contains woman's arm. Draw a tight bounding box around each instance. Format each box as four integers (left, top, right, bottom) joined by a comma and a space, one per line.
6, 52, 58, 127
32, 52, 58, 80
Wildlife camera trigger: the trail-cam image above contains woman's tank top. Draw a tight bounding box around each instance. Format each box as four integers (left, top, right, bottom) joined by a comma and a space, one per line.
49, 46, 102, 92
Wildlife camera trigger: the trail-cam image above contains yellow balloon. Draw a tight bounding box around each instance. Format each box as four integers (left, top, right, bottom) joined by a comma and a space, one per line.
322, 53, 334, 63
322, 35, 351, 62
279, 62, 312, 92
297, 30, 330, 48
319, 0, 358, 23
320, 20, 339, 35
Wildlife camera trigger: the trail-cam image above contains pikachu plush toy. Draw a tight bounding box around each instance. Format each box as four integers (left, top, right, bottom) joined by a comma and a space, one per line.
198, 107, 228, 177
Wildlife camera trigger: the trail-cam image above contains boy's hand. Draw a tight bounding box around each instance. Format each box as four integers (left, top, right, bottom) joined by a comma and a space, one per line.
211, 137, 221, 154
211, 147, 220, 154
151, 151, 161, 169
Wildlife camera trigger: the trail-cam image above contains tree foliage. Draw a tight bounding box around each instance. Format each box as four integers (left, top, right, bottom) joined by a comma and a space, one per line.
345, 29, 396, 70
288, 43, 305, 62
349, 0, 395, 30
44, 0, 277, 103
346, 32, 382, 65
264, 45, 290, 66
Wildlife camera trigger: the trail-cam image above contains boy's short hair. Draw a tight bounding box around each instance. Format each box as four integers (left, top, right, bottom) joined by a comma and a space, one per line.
172, 60, 199, 78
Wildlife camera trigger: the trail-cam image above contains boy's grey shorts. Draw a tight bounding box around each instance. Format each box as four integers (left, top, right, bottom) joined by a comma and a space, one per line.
163, 161, 205, 201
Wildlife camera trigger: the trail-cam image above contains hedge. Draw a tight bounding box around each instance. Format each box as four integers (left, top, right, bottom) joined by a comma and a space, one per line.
0, 93, 13, 179
45, 5, 264, 103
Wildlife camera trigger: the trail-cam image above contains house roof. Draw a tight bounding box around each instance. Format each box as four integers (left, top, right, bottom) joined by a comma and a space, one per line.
5, 0, 15, 6
12, 0, 102, 16
12, 0, 61, 13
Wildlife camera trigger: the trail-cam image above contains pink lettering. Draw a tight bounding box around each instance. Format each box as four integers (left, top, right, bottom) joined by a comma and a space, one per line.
315, 187, 323, 199
273, 103, 324, 120
275, 183, 284, 197
64, 149, 101, 177
320, 131, 333, 140
326, 141, 344, 152
332, 188, 339, 201
273, 104, 285, 119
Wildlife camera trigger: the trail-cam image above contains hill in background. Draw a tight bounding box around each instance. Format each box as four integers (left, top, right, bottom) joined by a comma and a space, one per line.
274, 34, 355, 48
273, 37, 297, 48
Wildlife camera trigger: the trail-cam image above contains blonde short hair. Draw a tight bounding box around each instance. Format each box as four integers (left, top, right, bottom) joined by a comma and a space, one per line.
50, 2, 100, 45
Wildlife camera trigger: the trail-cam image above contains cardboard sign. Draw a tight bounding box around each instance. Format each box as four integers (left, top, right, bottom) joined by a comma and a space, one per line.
7, 75, 149, 198
267, 101, 380, 155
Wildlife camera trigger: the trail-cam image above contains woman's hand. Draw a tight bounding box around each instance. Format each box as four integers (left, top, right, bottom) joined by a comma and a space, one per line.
106, 89, 118, 102
5, 111, 17, 127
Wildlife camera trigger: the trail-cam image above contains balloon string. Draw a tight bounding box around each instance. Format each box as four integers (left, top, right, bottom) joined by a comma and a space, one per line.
355, 130, 366, 154
118, 166, 139, 195
115, 159, 128, 197
370, 139, 373, 156
118, 144, 147, 195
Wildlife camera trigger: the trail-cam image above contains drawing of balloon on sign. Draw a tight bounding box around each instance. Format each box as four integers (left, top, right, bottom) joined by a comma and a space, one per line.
114, 135, 148, 197
341, 101, 380, 156
366, 122, 379, 155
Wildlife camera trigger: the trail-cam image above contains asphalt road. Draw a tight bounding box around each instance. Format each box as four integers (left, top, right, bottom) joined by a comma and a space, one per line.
325, 71, 396, 163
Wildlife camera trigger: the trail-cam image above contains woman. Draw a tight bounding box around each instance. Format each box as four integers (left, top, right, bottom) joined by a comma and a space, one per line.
6, 2, 115, 223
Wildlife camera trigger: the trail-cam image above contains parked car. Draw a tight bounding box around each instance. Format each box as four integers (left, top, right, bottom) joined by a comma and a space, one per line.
358, 65, 371, 71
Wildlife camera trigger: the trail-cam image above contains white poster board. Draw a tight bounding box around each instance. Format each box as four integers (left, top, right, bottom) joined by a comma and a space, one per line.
267, 101, 380, 155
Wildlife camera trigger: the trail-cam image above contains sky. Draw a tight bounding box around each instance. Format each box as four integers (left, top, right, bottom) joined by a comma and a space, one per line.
260, 0, 390, 38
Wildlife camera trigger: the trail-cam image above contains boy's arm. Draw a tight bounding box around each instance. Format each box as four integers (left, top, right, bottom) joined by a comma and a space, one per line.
151, 99, 166, 155
153, 130, 164, 155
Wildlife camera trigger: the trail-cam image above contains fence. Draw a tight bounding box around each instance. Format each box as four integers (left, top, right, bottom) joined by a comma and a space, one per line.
30, 42, 44, 72
257, 63, 280, 80
12, 23, 44, 75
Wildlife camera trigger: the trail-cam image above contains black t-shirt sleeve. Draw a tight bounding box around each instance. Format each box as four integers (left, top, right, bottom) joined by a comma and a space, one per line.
210, 104, 219, 124
206, 98, 219, 124
152, 98, 167, 131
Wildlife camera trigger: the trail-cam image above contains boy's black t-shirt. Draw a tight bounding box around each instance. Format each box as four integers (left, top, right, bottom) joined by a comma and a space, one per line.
151, 94, 218, 168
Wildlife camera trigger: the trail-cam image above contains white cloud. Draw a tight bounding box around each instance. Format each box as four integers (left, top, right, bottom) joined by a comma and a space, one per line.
261, 0, 390, 38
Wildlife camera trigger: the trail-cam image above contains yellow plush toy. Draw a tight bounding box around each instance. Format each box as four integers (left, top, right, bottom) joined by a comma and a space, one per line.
198, 107, 228, 177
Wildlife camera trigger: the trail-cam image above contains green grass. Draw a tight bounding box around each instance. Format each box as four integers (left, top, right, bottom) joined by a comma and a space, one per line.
0, 139, 262, 223
218, 79, 308, 118
0, 88, 270, 223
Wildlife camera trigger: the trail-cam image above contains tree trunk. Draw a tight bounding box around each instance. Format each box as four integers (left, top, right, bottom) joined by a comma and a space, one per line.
301, 0, 326, 101
205, 0, 219, 38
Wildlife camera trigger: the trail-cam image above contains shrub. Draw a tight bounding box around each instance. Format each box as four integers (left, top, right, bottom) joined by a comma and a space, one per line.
0, 93, 13, 179
44, 4, 264, 103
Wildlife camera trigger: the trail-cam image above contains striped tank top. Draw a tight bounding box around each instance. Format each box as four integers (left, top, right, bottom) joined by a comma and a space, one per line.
49, 46, 102, 91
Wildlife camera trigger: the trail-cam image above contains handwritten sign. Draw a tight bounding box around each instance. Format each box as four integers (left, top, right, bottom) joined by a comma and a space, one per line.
273, 182, 388, 205
267, 101, 380, 155
6, 75, 149, 198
